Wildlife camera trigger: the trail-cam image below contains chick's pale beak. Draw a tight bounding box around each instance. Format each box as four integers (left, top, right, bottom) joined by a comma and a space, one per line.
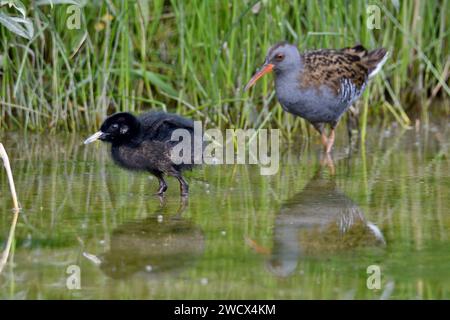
84, 131, 104, 144
244, 63, 274, 91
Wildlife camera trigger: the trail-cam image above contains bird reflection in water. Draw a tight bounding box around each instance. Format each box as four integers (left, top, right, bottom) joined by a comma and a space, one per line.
248, 161, 385, 277
84, 198, 205, 279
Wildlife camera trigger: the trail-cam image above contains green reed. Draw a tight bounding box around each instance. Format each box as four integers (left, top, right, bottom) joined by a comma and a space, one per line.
0, 0, 448, 134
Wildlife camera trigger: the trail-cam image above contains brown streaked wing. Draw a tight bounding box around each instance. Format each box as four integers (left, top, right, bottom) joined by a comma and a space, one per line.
298, 48, 369, 95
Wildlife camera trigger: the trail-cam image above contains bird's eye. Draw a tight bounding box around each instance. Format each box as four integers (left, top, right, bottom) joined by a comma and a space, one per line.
275, 53, 284, 61
111, 123, 119, 130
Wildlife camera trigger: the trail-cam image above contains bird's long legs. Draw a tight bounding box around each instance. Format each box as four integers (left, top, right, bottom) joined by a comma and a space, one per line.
313, 123, 329, 151
174, 173, 189, 196
313, 123, 336, 154
312, 123, 336, 174
153, 170, 189, 197
321, 132, 329, 150
154, 172, 168, 196
325, 128, 335, 154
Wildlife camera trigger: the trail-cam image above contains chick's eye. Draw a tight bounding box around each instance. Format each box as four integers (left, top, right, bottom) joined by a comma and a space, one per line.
111, 123, 119, 130
275, 53, 284, 61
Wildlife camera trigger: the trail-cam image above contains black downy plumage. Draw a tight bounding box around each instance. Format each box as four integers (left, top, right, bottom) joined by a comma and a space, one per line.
84, 112, 197, 196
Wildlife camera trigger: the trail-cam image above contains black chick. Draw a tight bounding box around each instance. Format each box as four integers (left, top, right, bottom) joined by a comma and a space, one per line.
84, 112, 196, 196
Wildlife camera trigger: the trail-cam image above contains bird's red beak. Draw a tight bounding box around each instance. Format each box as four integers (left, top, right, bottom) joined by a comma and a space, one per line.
244, 63, 274, 91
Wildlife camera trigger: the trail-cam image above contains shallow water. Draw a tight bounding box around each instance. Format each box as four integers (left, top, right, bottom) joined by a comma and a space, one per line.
0, 120, 448, 299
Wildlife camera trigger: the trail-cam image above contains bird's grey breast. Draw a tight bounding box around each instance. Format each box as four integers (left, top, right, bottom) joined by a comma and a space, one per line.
275, 74, 339, 123
274, 72, 303, 111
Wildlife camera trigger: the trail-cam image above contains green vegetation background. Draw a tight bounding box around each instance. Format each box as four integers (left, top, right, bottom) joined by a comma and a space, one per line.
0, 0, 448, 133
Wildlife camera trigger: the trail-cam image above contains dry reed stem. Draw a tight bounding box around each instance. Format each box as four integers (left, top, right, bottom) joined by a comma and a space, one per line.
0, 143, 21, 274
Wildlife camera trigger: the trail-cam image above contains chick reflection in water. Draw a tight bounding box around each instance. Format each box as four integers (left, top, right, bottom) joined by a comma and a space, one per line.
85, 202, 204, 279
249, 165, 385, 277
